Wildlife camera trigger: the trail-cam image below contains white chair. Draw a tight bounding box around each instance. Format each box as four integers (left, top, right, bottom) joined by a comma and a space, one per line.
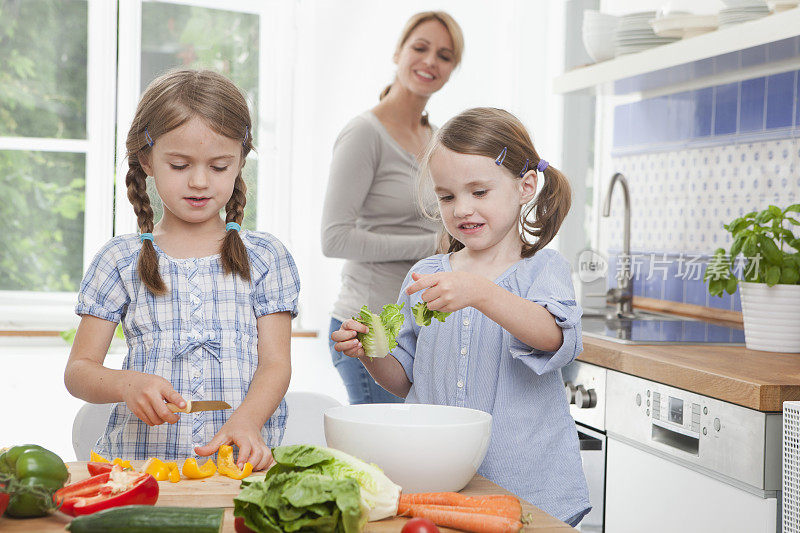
72, 402, 114, 461
282, 391, 342, 447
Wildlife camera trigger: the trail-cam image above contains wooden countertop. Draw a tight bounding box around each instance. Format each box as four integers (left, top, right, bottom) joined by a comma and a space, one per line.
0, 463, 573, 532
579, 335, 800, 411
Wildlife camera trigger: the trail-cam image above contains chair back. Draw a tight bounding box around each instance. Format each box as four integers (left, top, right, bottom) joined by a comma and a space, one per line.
72, 402, 113, 461
282, 391, 342, 447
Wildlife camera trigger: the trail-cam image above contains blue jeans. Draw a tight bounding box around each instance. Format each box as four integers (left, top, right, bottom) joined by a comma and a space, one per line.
328, 318, 404, 405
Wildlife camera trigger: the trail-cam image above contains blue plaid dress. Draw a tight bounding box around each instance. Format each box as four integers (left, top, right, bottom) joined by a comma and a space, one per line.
392, 249, 591, 523
75, 231, 300, 460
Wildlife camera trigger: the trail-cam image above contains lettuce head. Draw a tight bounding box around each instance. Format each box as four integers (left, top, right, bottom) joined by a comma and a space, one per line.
264, 445, 402, 522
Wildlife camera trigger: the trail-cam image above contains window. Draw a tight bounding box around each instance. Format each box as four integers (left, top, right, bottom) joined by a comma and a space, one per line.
0, 0, 294, 329
0, 0, 91, 292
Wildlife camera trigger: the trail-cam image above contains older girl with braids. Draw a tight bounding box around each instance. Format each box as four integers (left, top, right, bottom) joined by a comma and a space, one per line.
332, 108, 591, 526
65, 69, 299, 471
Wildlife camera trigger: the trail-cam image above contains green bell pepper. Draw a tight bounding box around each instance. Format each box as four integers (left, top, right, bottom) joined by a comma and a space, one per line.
0, 444, 69, 517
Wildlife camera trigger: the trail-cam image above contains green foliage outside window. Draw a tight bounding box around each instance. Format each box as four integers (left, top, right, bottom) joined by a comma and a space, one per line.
0, 0, 88, 291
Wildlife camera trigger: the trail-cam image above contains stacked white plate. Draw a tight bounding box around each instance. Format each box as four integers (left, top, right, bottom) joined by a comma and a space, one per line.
651, 14, 719, 39
718, 0, 770, 27
613, 11, 680, 56
582, 10, 619, 62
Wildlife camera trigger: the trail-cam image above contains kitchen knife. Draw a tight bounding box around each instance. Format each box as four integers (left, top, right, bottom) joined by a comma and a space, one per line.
166, 400, 231, 413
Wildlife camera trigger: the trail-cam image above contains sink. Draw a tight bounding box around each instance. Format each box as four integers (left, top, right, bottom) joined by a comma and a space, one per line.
580, 307, 745, 345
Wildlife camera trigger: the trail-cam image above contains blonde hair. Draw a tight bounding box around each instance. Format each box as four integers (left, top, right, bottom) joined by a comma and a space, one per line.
418, 107, 572, 258
379, 11, 464, 126
126, 69, 254, 295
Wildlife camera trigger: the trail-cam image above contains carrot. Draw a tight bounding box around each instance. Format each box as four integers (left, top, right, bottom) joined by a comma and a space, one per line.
398, 503, 521, 521
401, 504, 524, 533
399, 492, 522, 518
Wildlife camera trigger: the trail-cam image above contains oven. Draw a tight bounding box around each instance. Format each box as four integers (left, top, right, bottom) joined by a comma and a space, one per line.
563, 360, 608, 532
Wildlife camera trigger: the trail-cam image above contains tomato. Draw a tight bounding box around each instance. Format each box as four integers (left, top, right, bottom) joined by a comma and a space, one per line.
401, 517, 441, 533
234, 516, 257, 533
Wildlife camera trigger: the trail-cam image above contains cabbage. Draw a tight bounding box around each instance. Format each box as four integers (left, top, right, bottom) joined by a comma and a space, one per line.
263, 445, 401, 522
354, 304, 405, 358
411, 302, 451, 326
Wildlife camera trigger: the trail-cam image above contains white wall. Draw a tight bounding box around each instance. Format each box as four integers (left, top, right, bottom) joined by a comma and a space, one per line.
288, 0, 566, 334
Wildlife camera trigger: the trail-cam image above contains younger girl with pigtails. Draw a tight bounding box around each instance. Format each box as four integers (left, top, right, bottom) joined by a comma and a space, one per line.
332, 107, 591, 526
65, 69, 300, 472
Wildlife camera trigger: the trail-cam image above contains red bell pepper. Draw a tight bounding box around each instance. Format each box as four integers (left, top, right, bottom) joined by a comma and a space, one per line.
55, 466, 159, 516
86, 462, 114, 477
0, 490, 9, 516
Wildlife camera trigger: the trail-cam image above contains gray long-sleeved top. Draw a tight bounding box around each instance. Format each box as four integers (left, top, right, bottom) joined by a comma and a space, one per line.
321, 111, 439, 322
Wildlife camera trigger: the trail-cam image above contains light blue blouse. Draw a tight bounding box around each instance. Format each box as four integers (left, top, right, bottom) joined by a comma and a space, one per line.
392, 249, 591, 523
75, 231, 300, 460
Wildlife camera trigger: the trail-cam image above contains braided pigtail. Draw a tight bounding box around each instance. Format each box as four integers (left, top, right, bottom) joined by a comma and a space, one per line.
221, 172, 251, 281
126, 157, 167, 295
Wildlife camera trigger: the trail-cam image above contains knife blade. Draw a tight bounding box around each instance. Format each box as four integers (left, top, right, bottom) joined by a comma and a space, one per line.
166, 400, 231, 413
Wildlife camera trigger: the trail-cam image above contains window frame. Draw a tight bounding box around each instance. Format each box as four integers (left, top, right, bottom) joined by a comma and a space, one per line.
0, 0, 117, 330
0, 0, 296, 332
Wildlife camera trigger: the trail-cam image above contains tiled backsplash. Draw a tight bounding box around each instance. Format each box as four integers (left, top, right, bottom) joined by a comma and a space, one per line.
605, 65, 799, 310
613, 69, 799, 150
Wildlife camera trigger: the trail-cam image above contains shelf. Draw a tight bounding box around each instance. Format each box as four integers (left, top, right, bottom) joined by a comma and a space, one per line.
554, 9, 800, 94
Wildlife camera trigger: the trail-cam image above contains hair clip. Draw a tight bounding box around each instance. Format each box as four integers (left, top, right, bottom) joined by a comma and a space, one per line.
243, 125, 249, 147
226, 222, 241, 232
519, 158, 529, 177
144, 127, 154, 148
537, 159, 549, 172
495, 146, 507, 166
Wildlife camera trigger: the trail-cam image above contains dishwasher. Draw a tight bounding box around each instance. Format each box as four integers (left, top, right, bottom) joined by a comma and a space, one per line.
604, 370, 782, 533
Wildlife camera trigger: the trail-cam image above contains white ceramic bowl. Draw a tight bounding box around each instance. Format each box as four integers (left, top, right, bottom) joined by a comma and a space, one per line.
323, 403, 492, 493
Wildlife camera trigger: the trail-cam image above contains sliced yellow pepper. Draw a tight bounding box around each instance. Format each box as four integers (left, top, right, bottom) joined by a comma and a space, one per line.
90, 450, 110, 463
217, 444, 254, 480
111, 457, 133, 469
142, 457, 170, 481
182, 457, 216, 479
168, 464, 181, 483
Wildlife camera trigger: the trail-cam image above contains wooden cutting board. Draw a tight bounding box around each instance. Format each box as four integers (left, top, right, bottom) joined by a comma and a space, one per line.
0, 462, 574, 532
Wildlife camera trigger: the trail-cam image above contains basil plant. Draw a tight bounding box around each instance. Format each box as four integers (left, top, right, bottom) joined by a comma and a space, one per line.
705, 204, 800, 297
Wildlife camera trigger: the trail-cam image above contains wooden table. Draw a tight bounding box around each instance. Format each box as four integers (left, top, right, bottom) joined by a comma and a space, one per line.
0, 462, 574, 532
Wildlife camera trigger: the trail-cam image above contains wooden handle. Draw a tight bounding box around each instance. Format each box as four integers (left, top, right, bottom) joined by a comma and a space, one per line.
166, 400, 191, 413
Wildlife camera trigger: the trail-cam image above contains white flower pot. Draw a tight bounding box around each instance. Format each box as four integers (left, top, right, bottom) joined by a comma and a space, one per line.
739, 281, 800, 353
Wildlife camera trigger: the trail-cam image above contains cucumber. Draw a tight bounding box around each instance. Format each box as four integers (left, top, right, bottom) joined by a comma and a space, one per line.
66, 505, 224, 533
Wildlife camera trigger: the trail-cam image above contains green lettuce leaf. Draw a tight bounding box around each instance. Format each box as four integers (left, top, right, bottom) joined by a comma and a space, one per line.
270, 445, 401, 522
411, 302, 451, 326
354, 303, 405, 358
234, 469, 365, 533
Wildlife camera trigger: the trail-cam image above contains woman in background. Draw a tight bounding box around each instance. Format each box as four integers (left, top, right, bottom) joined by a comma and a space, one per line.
321, 11, 464, 404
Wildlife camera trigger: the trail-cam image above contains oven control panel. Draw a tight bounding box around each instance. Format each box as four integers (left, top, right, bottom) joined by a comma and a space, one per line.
606, 369, 782, 492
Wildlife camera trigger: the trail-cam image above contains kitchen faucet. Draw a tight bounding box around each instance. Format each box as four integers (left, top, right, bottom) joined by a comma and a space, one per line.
602, 172, 634, 318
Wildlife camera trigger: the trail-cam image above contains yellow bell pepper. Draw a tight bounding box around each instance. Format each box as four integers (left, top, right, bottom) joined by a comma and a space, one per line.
90, 450, 110, 463
216, 444, 254, 480
168, 464, 181, 483
182, 457, 216, 479
111, 457, 133, 469
142, 457, 170, 481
